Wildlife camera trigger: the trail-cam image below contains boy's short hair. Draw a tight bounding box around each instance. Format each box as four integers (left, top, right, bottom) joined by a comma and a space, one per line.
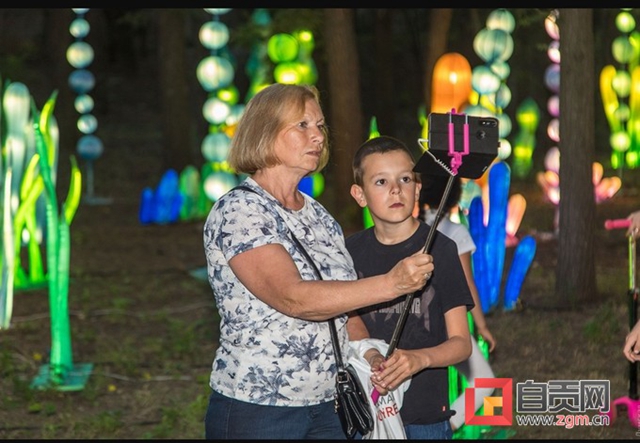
352, 135, 416, 185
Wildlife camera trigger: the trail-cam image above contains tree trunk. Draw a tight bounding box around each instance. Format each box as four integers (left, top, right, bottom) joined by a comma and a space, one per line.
555, 8, 597, 307
373, 9, 394, 134
323, 9, 364, 234
156, 9, 195, 172
424, 9, 452, 112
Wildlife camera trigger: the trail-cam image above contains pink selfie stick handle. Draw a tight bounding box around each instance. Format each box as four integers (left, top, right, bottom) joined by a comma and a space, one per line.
605, 218, 631, 230
371, 388, 380, 404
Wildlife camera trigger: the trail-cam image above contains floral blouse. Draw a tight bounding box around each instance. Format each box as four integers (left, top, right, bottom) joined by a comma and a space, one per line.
203, 177, 355, 406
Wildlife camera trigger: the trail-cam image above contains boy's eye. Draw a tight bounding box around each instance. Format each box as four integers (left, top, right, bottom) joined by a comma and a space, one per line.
401, 176, 413, 183
375, 178, 387, 186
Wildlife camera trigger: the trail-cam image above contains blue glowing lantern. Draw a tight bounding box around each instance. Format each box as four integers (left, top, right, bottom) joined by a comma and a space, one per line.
68, 69, 95, 95
76, 134, 103, 161
503, 235, 537, 310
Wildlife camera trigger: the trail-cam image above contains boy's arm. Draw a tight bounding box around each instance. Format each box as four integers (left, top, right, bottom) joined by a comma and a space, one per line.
371, 306, 472, 392
426, 305, 472, 367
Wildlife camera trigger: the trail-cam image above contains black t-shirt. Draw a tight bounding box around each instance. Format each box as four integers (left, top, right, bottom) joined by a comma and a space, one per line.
345, 221, 473, 425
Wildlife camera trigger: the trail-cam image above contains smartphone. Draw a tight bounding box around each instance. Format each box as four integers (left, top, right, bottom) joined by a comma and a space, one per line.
413, 112, 500, 179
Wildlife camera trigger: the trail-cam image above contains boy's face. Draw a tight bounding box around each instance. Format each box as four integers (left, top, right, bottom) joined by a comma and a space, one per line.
350, 150, 421, 225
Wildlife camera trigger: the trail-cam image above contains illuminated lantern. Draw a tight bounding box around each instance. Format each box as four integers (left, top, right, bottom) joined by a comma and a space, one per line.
503, 235, 536, 310
204, 170, 238, 202
473, 28, 513, 64
486, 8, 516, 33
268, 33, 299, 63
431, 53, 472, 114
199, 20, 229, 50
197, 55, 234, 92
471, 65, 501, 96
66, 41, 94, 69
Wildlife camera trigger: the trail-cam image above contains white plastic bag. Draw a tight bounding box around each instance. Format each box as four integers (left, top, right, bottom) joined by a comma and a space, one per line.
348, 339, 410, 439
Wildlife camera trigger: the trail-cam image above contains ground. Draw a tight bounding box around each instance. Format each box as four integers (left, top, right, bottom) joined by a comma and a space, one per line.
2, 67, 640, 439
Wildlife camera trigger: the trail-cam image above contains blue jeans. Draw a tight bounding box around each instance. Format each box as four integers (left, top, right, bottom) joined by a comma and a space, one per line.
404, 420, 453, 439
204, 389, 346, 440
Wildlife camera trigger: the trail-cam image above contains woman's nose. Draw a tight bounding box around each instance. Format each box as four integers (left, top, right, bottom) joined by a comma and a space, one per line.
311, 126, 324, 143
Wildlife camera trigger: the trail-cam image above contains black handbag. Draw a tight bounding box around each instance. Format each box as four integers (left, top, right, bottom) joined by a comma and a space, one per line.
233, 185, 374, 438
330, 318, 375, 438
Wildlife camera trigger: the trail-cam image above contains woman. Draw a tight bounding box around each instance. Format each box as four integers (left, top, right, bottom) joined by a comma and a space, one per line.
203, 83, 434, 440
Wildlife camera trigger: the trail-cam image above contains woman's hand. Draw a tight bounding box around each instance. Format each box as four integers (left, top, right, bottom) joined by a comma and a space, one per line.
387, 250, 434, 296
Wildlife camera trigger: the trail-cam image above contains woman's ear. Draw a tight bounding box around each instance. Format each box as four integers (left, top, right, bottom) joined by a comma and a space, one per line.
350, 184, 367, 208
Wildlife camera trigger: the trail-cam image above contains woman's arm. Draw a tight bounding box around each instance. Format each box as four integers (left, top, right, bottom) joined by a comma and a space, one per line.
229, 243, 434, 321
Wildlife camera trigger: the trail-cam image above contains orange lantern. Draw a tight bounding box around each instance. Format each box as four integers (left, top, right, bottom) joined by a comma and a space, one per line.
431, 53, 472, 114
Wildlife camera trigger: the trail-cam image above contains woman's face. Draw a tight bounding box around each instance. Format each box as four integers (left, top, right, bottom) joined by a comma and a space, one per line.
273, 99, 325, 175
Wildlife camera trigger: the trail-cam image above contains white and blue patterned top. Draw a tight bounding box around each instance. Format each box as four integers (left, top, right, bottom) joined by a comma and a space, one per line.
203, 177, 355, 406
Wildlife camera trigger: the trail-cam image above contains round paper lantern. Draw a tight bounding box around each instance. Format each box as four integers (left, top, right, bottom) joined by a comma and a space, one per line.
201, 132, 231, 163
486, 8, 515, 33
490, 60, 511, 81
471, 65, 501, 95
610, 130, 631, 152
547, 95, 559, 117
68, 69, 95, 94
544, 64, 560, 93
267, 33, 299, 63
66, 41, 94, 69
547, 118, 559, 142
199, 21, 229, 50
197, 55, 234, 91
204, 170, 238, 201
203, 97, 230, 125
473, 28, 513, 64
76, 134, 103, 160
614, 102, 630, 122
77, 113, 97, 134
612, 35, 635, 64
545, 10, 560, 40
495, 83, 512, 109
547, 40, 561, 64
74, 94, 94, 114
612, 69, 632, 97
69, 17, 90, 39
274, 61, 302, 84
616, 10, 636, 33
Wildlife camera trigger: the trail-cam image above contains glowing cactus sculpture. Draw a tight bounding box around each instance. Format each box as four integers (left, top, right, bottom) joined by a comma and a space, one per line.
468, 161, 536, 312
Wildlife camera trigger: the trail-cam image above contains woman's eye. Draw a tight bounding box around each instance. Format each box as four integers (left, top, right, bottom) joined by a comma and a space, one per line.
298, 121, 308, 128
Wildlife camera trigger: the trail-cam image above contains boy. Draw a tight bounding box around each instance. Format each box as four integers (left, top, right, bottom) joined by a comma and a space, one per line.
345, 135, 473, 440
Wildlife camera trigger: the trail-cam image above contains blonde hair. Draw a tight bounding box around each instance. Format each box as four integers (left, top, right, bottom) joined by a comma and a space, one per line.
228, 83, 330, 175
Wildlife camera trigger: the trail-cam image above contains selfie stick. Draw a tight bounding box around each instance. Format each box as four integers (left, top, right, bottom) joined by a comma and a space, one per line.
602, 218, 640, 428
372, 110, 469, 404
